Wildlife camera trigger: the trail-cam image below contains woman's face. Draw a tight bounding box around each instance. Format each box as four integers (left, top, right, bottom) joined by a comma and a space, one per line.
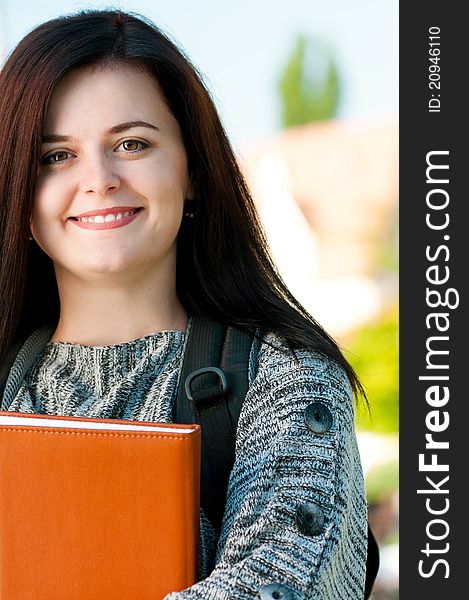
32, 64, 191, 283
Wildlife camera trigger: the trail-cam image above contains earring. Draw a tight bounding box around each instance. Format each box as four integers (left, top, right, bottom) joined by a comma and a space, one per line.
183, 200, 196, 219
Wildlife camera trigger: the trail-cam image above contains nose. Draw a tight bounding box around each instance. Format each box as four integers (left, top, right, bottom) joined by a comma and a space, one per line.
78, 153, 120, 196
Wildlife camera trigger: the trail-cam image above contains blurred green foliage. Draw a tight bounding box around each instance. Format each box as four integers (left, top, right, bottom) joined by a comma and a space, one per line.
279, 34, 340, 127
345, 307, 399, 433
366, 458, 399, 504
378, 208, 399, 273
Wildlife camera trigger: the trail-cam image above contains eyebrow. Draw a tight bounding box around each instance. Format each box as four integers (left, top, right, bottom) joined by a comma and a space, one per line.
41, 120, 159, 143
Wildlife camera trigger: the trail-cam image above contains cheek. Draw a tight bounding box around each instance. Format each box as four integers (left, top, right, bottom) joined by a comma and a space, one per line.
30, 196, 46, 239
30, 182, 64, 246
144, 150, 190, 197
33, 171, 53, 209
32, 172, 70, 222
30, 188, 49, 234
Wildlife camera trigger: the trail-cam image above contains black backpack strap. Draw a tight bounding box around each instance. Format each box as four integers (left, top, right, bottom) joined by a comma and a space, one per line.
0, 340, 23, 401
173, 316, 255, 534
1, 325, 54, 406
364, 524, 380, 599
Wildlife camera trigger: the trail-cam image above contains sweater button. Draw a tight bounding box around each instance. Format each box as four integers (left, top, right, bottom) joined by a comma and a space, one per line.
304, 402, 332, 434
258, 583, 297, 599
295, 501, 325, 536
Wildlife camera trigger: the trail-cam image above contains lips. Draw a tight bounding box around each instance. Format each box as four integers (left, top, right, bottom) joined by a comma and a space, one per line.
69, 206, 144, 230
70, 206, 142, 222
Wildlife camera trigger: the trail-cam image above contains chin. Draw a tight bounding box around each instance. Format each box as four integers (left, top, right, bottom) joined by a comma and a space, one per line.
81, 257, 136, 277
61, 250, 140, 280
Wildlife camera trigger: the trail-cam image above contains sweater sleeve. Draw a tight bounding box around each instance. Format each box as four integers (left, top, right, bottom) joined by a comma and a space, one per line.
164, 334, 368, 600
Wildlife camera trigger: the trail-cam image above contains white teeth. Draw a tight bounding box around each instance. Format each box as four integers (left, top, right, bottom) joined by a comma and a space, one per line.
76, 209, 138, 223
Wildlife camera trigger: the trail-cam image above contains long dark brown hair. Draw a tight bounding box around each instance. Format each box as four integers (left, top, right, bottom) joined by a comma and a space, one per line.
0, 9, 365, 400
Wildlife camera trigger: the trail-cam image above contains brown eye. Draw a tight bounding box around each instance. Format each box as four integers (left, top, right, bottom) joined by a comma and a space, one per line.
121, 139, 147, 152
42, 150, 70, 164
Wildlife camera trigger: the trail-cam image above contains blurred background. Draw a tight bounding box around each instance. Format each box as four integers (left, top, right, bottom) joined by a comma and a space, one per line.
0, 1, 398, 596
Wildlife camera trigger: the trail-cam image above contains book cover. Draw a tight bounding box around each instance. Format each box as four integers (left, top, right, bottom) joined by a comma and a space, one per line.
0, 411, 201, 600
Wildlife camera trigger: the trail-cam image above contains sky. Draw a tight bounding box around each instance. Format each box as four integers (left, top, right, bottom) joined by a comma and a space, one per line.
0, 0, 398, 150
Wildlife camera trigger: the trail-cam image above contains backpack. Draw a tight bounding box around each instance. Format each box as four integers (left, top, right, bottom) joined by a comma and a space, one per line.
173, 316, 379, 599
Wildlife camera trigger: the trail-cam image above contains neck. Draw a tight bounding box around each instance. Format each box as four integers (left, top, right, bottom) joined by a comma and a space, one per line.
51, 269, 187, 345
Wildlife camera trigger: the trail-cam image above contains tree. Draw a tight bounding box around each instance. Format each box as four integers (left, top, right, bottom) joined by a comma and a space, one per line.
345, 307, 399, 434
279, 34, 340, 128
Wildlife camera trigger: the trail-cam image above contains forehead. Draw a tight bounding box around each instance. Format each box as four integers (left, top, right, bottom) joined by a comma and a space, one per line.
44, 64, 172, 132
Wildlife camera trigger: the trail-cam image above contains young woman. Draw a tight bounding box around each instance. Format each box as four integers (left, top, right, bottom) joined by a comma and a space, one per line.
0, 10, 371, 599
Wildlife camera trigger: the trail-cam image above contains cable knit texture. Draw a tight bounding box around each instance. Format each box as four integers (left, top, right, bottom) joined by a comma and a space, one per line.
2, 326, 367, 599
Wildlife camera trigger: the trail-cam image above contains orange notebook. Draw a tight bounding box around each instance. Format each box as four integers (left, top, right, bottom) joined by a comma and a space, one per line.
0, 411, 201, 600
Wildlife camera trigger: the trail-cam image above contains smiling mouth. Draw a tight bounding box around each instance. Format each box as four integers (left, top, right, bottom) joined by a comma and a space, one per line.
70, 207, 143, 224
69, 207, 144, 230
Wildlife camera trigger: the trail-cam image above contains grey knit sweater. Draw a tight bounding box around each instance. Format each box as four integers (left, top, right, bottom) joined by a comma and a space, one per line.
1, 323, 367, 599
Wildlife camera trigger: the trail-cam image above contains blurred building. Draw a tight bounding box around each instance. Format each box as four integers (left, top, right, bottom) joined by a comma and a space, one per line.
240, 118, 398, 338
